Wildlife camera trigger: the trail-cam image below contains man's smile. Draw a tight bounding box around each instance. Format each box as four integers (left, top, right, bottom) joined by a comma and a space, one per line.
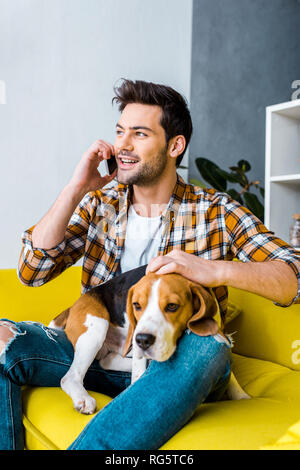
118, 154, 140, 169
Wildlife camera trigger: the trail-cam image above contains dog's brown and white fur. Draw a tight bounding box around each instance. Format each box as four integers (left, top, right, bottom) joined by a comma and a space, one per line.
49, 271, 249, 415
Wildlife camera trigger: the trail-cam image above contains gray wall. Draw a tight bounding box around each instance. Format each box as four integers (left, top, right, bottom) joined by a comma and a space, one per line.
189, 0, 300, 194
0, 0, 193, 268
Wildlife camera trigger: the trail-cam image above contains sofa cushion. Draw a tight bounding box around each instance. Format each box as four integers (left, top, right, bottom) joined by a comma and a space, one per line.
22, 354, 300, 450
22, 387, 112, 450
163, 354, 300, 450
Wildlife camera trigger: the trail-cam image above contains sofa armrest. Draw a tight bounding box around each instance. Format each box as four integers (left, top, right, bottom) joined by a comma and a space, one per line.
228, 286, 300, 371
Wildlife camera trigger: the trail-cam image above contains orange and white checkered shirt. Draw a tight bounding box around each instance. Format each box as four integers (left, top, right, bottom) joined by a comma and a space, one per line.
18, 174, 300, 320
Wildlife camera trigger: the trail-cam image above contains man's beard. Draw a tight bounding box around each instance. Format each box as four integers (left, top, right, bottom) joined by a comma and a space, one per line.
117, 148, 168, 187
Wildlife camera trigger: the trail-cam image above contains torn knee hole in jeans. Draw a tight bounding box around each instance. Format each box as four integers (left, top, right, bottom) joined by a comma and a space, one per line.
0, 321, 26, 361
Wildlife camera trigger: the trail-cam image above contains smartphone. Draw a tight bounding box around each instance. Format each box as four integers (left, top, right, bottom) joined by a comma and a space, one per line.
106, 154, 117, 175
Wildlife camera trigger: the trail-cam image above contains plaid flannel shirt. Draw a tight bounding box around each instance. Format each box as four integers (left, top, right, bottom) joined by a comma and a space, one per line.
18, 174, 300, 320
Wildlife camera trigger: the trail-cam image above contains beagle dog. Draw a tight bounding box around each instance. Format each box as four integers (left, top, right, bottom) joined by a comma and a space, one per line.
49, 265, 249, 415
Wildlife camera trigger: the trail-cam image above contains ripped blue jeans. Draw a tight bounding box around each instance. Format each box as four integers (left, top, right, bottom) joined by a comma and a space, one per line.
0, 318, 232, 450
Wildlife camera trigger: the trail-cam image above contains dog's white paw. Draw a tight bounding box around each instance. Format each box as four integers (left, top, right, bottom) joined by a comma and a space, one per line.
61, 374, 97, 414
74, 395, 97, 415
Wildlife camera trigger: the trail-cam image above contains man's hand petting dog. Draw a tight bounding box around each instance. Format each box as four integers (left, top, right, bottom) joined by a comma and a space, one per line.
146, 249, 227, 288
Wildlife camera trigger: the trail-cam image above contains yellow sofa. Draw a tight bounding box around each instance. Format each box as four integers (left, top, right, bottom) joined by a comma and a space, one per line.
1, 267, 300, 450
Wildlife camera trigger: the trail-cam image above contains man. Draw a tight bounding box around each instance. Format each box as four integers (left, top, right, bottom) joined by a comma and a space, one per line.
0, 79, 299, 450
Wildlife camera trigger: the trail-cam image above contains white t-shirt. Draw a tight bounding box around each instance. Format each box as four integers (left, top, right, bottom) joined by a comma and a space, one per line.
117, 205, 163, 273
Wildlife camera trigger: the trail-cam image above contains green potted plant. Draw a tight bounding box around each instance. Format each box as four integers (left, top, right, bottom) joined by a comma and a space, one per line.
183, 158, 265, 222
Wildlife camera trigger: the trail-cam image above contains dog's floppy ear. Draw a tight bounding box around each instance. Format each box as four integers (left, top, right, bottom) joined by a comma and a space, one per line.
187, 283, 220, 336
122, 285, 137, 357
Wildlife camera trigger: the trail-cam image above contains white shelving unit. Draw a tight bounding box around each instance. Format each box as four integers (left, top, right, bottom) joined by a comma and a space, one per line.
265, 99, 300, 244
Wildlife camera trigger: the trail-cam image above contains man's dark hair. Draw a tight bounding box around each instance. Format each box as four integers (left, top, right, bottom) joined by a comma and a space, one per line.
112, 79, 193, 167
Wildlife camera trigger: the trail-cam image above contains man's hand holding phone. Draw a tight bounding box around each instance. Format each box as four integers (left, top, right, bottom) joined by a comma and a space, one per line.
70, 139, 117, 196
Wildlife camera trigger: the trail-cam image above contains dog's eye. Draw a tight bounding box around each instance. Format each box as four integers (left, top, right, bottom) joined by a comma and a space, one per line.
165, 303, 179, 312
133, 302, 142, 311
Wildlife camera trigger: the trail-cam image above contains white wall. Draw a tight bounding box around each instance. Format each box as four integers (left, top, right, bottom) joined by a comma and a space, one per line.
0, 0, 193, 268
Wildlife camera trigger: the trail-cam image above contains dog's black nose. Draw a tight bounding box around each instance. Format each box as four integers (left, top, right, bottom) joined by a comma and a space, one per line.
135, 333, 156, 350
